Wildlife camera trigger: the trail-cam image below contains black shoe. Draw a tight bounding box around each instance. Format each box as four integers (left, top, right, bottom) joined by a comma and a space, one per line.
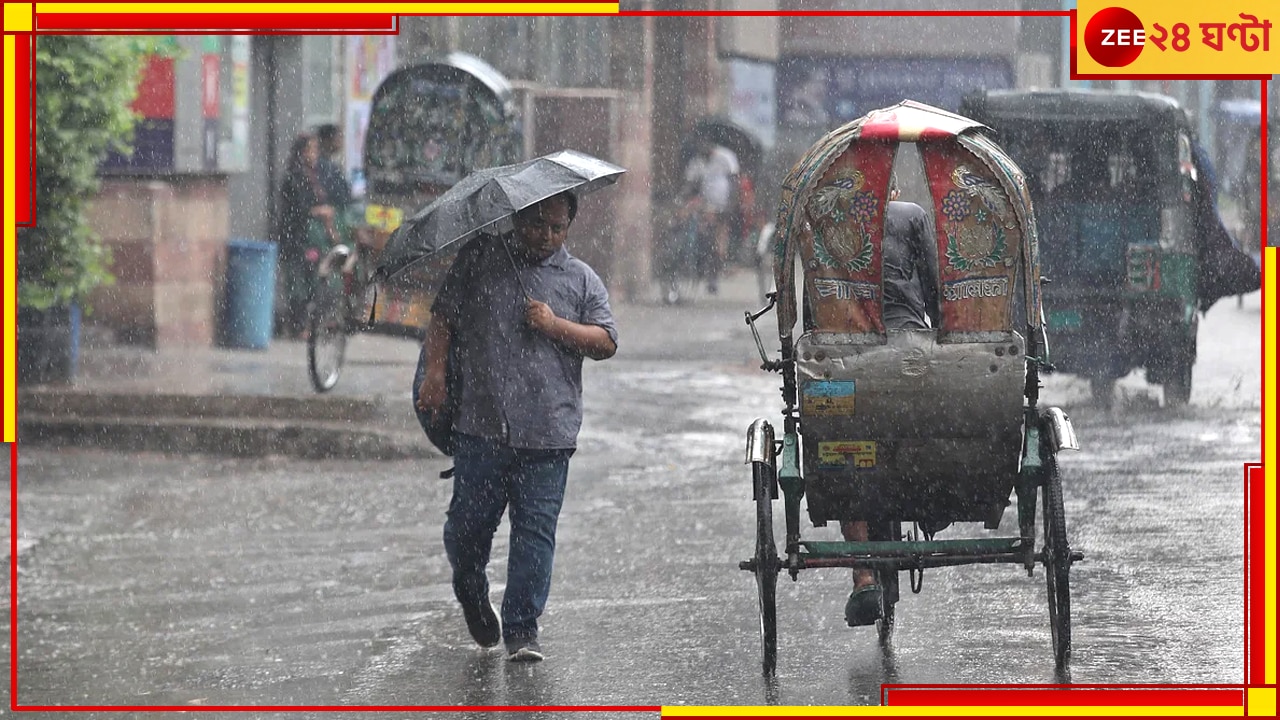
505, 636, 544, 662
844, 585, 883, 627
460, 598, 501, 648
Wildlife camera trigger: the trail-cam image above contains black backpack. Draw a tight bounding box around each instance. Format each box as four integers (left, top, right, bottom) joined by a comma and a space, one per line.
411, 342, 458, 458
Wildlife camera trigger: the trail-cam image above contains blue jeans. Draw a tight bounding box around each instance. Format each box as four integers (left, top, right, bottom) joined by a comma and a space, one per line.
443, 433, 573, 642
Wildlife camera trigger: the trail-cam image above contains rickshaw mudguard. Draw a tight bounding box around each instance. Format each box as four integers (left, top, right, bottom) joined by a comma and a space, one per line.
745, 417, 776, 466
1041, 407, 1080, 452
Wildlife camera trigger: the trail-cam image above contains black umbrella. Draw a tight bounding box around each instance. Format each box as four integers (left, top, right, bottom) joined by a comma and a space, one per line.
373, 149, 627, 283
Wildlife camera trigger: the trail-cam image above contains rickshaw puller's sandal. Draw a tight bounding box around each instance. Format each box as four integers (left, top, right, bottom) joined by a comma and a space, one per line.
845, 585, 883, 627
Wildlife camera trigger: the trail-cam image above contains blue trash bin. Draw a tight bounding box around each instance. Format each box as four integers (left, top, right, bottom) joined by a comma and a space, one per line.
222, 239, 278, 349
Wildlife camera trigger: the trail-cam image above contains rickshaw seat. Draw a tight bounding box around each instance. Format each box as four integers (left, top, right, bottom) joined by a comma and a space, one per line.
795, 328, 1027, 527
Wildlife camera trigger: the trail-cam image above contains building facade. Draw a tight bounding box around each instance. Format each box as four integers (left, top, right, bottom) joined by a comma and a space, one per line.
84, 7, 1257, 347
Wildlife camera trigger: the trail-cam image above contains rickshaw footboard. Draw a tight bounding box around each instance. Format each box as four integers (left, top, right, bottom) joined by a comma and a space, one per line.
790, 537, 1040, 573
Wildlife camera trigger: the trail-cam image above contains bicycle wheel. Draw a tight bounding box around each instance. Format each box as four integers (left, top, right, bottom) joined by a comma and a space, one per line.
1042, 448, 1072, 667
752, 459, 779, 676
1089, 377, 1115, 410
307, 263, 348, 393
663, 217, 701, 305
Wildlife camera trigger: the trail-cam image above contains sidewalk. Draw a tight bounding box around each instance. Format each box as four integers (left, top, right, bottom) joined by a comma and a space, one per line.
18, 267, 771, 459
18, 330, 433, 459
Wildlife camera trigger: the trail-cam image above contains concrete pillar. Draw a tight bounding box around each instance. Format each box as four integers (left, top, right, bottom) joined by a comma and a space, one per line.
609, 13, 657, 301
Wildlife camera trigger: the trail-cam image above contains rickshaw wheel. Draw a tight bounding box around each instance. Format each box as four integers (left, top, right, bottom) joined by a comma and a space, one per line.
870, 521, 901, 646
1042, 450, 1072, 667
876, 597, 895, 646
307, 269, 348, 393
1089, 378, 1115, 410
752, 460, 779, 676
1162, 359, 1193, 407
1163, 316, 1197, 407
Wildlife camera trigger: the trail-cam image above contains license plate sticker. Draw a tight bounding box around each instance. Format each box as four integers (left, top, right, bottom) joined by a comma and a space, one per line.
802, 380, 856, 416
818, 440, 877, 470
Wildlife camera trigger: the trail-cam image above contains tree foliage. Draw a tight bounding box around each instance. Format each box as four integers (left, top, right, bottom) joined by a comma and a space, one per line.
17, 35, 147, 309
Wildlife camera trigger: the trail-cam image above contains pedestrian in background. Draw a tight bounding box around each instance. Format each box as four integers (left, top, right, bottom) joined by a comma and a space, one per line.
315, 123, 353, 211
416, 192, 618, 662
681, 138, 740, 294
274, 132, 338, 338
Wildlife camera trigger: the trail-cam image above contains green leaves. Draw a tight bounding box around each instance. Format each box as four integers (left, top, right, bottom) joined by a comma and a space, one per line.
18, 36, 147, 309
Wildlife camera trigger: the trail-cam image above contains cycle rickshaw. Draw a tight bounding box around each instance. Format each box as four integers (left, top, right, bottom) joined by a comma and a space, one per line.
307, 53, 522, 392
740, 100, 1081, 675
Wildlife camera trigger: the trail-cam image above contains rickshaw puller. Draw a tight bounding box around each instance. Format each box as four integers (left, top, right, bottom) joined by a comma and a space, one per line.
841, 174, 940, 627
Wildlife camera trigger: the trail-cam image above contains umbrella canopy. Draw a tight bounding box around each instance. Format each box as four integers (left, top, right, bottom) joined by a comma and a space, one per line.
681, 116, 764, 175
374, 149, 626, 281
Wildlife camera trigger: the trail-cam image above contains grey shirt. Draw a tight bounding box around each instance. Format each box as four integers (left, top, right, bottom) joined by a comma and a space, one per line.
882, 201, 941, 330
433, 234, 618, 450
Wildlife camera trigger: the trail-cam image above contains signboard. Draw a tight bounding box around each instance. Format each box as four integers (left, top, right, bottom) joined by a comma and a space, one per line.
344, 34, 397, 197
778, 56, 1014, 128
1074, 1, 1277, 76
102, 37, 178, 171
727, 58, 776, 149
200, 36, 221, 170
218, 35, 250, 172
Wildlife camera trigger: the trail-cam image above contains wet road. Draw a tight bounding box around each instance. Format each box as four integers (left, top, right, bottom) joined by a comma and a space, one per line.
5, 285, 1259, 713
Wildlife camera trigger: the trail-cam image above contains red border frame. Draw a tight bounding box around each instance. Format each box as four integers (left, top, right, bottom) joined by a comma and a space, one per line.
6, 3, 1269, 714
1247, 464, 1265, 683
14, 32, 32, 226
34, 13, 399, 32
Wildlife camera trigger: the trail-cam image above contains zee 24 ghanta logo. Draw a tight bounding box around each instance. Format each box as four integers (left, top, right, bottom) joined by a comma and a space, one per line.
1084, 6, 1271, 67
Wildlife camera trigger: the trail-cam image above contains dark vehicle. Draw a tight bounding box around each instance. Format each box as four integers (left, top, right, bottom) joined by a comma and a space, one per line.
1236, 110, 1278, 258
961, 89, 1258, 408
306, 53, 522, 391
743, 101, 1079, 675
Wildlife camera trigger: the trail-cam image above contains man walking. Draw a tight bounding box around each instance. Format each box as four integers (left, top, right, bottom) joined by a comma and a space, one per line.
416, 192, 618, 662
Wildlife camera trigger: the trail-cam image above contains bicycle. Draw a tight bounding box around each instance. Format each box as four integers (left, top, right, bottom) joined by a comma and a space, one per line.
305, 208, 440, 393
306, 230, 371, 393
658, 198, 720, 305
